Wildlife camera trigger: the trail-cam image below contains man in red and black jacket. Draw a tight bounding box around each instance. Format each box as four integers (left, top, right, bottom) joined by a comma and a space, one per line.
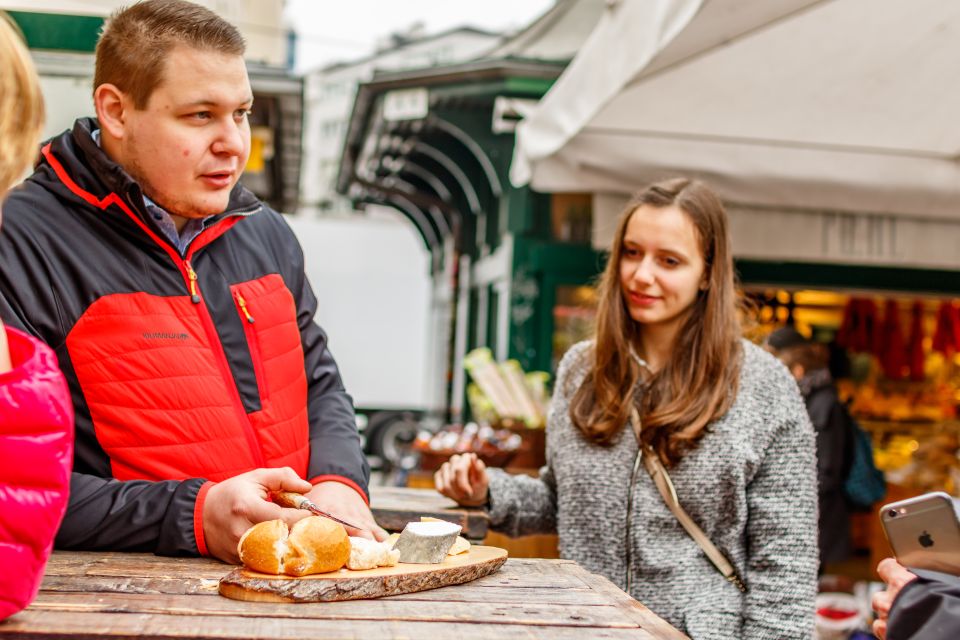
0, 0, 386, 563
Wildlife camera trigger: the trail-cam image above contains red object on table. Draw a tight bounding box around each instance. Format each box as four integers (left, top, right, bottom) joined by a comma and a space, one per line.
816, 606, 859, 620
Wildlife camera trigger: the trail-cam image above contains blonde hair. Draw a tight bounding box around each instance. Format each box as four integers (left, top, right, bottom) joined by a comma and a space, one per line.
0, 12, 44, 196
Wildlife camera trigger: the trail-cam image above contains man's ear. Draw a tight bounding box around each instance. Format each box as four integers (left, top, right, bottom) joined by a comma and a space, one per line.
94, 83, 129, 139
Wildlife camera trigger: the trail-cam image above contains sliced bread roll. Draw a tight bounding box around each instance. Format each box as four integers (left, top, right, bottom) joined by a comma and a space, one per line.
237, 516, 349, 576
282, 517, 351, 576
347, 537, 401, 570
237, 519, 289, 575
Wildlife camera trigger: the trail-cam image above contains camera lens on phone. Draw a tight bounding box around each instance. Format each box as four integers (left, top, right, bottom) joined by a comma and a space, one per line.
887, 509, 898, 518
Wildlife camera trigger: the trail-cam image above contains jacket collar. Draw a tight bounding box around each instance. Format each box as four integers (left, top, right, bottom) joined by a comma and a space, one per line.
41, 117, 261, 225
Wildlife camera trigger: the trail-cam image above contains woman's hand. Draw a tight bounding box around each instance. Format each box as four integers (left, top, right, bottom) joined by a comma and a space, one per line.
872, 557, 918, 639
435, 453, 490, 507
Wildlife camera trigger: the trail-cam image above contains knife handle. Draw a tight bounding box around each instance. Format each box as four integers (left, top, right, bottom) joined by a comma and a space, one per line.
273, 490, 310, 511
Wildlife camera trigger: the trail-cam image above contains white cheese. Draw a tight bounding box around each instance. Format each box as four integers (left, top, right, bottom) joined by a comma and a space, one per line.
393, 520, 462, 563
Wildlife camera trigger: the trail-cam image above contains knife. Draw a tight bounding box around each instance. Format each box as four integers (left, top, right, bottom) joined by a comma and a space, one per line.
272, 490, 365, 531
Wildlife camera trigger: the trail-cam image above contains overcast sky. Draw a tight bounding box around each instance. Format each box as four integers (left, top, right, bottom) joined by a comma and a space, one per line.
285, 0, 555, 72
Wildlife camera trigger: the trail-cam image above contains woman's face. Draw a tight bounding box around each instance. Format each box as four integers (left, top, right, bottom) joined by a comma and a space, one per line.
619, 204, 706, 332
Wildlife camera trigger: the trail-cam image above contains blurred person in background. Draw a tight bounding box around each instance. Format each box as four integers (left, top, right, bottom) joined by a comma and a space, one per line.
437, 178, 818, 639
766, 326, 853, 571
872, 557, 960, 639
0, 12, 74, 621
0, 0, 383, 567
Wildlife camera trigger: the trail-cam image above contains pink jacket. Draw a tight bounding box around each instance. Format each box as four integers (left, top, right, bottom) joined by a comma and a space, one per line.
0, 326, 73, 620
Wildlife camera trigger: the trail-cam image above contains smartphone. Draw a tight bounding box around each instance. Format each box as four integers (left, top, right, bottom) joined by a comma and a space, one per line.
880, 491, 960, 575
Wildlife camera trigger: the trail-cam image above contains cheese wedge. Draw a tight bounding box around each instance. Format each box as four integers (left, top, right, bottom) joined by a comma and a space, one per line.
393, 520, 461, 563
420, 517, 470, 555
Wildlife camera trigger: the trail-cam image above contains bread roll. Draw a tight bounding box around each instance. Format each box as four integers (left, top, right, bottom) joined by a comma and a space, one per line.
237, 519, 288, 575
347, 536, 400, 570
282, 516, 350, 576
237, 516, 349, 576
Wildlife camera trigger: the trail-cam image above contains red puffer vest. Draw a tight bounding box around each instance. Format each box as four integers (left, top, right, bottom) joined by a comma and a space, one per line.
0, 326, 73, 620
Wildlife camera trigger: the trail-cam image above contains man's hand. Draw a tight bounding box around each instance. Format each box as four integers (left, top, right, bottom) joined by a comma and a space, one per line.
872, 557, 918, 639
306, 481, 387, 541
202, 467, 313, 564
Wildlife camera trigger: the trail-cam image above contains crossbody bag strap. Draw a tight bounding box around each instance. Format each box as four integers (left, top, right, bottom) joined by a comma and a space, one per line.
630, 408, 747, 593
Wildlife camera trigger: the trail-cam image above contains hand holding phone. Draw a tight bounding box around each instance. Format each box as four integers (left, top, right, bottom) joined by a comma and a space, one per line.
879, 491, 960, 576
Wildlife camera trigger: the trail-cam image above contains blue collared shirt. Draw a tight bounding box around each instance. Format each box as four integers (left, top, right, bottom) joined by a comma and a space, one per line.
92, 129, 211, 256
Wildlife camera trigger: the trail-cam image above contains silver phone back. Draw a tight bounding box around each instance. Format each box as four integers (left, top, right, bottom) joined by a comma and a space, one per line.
880, 493, 960, 575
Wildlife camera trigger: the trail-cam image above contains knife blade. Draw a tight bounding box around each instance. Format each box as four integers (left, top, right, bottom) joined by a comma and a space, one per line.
272, 490, 365, 531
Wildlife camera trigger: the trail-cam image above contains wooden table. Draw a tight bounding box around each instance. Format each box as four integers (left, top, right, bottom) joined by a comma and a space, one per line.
370, 485, 489, 540
0, 551, 687, 639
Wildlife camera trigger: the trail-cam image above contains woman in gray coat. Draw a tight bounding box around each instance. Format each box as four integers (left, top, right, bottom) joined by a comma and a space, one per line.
436, 178, 818, 639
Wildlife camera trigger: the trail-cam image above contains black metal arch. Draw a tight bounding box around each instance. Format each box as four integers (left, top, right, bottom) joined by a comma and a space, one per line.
346, 99, 504, 270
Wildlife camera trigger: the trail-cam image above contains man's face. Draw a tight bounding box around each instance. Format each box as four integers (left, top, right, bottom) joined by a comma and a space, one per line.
119, 46, 252, 219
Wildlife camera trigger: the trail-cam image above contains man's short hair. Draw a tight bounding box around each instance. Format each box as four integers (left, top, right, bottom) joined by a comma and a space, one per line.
0, 12, 44, 195
94, 0, 246, 109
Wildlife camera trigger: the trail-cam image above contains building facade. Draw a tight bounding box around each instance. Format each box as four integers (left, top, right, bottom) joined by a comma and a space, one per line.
300, 26, 500, 214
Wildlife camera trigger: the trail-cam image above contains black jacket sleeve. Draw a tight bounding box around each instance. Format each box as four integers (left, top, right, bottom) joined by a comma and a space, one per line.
282, 217, 369, 498
57, 474, 206, 555
0, 216, 206, 557
887, 569, 960, 640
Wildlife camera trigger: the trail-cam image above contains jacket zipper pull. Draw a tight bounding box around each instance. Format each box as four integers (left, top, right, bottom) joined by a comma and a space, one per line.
236, 292, 255, 323
186, 262, 201, 304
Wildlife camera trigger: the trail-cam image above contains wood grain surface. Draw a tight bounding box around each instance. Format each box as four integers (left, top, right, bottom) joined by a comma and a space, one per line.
0, 551, 689, 639
218, 545, 508, 602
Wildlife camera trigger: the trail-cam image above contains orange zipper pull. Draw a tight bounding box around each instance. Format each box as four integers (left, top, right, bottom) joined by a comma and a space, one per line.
236, 292, 255, 323
186, 262, 200, 303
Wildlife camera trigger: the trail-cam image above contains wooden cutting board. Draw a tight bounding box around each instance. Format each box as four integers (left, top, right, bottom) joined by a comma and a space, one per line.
218, 545, 507, 603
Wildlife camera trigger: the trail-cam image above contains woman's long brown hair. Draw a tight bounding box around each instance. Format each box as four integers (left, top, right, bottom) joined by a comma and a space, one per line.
569, 178, 742, 466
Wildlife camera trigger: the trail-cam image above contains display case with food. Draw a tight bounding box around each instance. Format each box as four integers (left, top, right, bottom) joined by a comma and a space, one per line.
749, 289, 960, 499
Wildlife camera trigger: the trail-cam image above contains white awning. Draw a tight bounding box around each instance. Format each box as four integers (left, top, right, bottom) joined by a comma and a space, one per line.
512, 0, 960, 221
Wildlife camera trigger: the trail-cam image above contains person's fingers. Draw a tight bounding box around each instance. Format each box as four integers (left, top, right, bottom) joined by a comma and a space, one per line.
438, 462, 460, 500
346, 524, 375, 540
259, 466, 313, 494
876, 557, 901, 582
454, 456, 473, 495
872, 589, 894, 617
243, 497, 287, 524
339, 506, 387, 541
469, 457, 487, 493
372, 523, 389, 541
435, 463, 449, 493
877, 557, 916, 589
872, 618, 887, 640
447, 463, 466, 500
277, 507, 312, 529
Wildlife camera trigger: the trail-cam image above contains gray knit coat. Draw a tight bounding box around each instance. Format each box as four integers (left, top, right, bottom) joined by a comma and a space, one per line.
487, 340, 818, 639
